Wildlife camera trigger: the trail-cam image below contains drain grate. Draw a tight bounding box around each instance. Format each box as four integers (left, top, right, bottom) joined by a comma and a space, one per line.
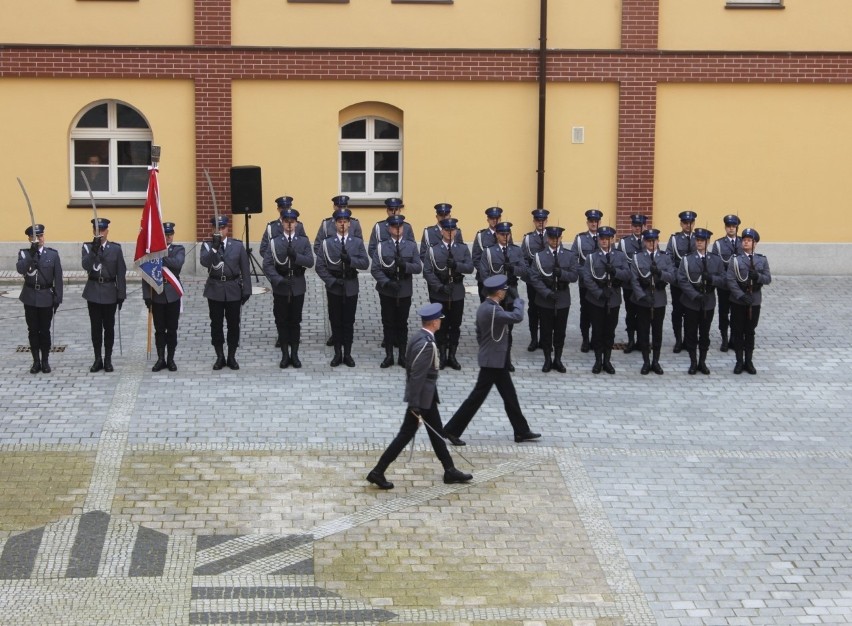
16, 346, 66, 353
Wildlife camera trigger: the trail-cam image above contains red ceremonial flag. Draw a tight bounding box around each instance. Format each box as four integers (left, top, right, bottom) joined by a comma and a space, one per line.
134, 166, 168, 294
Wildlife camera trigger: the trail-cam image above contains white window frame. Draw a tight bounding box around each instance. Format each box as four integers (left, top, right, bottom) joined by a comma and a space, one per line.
725, 0, 783, 7
338, 116, 402, 202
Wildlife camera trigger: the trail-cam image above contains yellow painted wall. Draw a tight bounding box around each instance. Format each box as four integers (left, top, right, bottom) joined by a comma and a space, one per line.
654, 83, 852, 243
0, 79, 196, 243
0, 0, 193, 46
659, 0, 852, 52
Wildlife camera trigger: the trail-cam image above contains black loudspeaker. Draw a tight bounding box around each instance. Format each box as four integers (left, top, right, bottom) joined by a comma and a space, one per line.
230, 166, 263, 214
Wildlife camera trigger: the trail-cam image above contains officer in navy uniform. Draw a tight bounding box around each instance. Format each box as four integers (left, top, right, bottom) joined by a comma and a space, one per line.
629, 229, 675, 375
676, 227, 726, 375
17, 224, 63, 374
422, 218, 473, 370
259, 196, 308, 260
479, 221, 527, 372
371, 214, 423, 368
82, 217, 126, 373
420, 202, 464, 261
727, 228, 771, 375
366, 303, 473, 490
616, 214, 647, 354
580, 225, 631, 374
315, 208, 369, 367
443, 275, 541, 446
143, 222, 185, 372
570, 208, 603, 352
471, 206, 503, 302
262, 208, 315, 369
712, 214, 743, 352
520, 208, 549, 352
367, 197, 416, 259
665, 210, 697, 353
526, 226, 579, 373
200, 215, 252, 371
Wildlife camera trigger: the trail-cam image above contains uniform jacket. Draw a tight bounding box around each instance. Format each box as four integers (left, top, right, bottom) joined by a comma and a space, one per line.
471, 228, 497, 281
521, 230, 547, 265
420, 224, 464, 261
313, 217, 363, 256
422, 241, 473, 302
712, 236, 743, 291
666, 231, 694, 268
479, 244, 528, 292
616, 234, 643, 260
727, 253, 771, 307
370, 238, 422, 298
581, 248, 631, 308
200, 238, 252, 302
367, 220, 416, 259
570, 231, 600, 266
82, 241, 127, 304
475, 297, 524, 368
403, 328, 441, 410
259, 219, 308, 258
262, 233, 315, 297
17, 247, 63, 308
676, 252, 726, 312
629, 249, 675, 309
315, 235, 369, 297
527, 246, 579, 309
142, 243, 185, 304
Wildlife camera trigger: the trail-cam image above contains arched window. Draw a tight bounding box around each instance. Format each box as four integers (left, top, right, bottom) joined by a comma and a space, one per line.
339, 116, 402, 201
70, 100, 153, 200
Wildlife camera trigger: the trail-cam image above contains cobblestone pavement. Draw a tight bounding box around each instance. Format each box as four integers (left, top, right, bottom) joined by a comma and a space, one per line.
0, 270, 849, 625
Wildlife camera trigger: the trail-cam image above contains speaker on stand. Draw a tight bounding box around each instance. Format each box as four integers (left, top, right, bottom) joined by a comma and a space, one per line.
230, 165, 264, 282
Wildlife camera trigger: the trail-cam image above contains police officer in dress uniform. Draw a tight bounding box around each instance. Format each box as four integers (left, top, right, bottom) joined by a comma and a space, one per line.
666, 210, 697, 353
520, 209, 550, 352
471, 207, 503, 302
259, 196, 308, 260
527, 226, 579, 373
143, 222, 185, 372
371, 214, 423, 368
315, 208, 369, 367
17, 224, 63, 374
580, 225, 631, 375
629, 229, 675, 375
200, 215, 252, 371
727, 228, 771, 375
262, 208, 315, 369
676, 227, 726, 375
616, 214, 647, 354
422, 218, 473, 370
570, 209, 603, 352
82, 217, 126, 373
712, 214, 743, 352
420, 202, 464, 262
367, 197, 416, 259
366, 303, 473, 490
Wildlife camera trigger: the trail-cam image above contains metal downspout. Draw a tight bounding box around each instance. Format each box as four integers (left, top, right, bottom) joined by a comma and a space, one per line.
536, 0, 548, 208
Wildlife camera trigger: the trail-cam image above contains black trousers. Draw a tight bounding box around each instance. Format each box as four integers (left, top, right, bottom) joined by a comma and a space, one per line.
328, 291, 358, 346
526, 283, 539, 337
152, 300, 180, 353
635, 305, 665, 352
578, 285, 590, 335
670, 285, 685, 335
717, 288, 732, 335
589, 302, 620, 352
444, 367, 531, 438
208, 299, 241, 349
729, 302, 761, 355
273, 293, 305, 346
622, 288, 638, 335
379, 294, 412, 347
87, 301, 117, 355
537, 304, 569, 353
24, 304, 53, 356
431, 297, 464, 348
375, 399, 454, 473
683, 306, 715, 353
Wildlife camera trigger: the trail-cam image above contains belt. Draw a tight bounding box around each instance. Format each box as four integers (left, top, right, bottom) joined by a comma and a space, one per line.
25, 283, 53, 290
213, 275, 238, 281
88, 277, 116, 283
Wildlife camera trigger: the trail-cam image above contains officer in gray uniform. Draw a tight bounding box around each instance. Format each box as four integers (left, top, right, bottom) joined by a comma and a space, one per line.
527, 226, 579, 373
471, 206, 502, 302
82, 217, 126, 373
616, 213, 647, 354
712, 214, 743, 352
581, 225, 631, 375
366, 303, 472, 490
422, 218, 473, 370
367, 197, 415, 259
520, 208, 549, 352
420, 202, 464, 262
570, 208, 603, 352
262, 208, 314, 369
143, 222, 185, 372
200, 215, 252, 371
371, 214, 423, 368
676, 227, 726, 375
727, 228, 771, 375
17, 224, 63, 374
665, 210, 696, 353
259, 196, 308, 260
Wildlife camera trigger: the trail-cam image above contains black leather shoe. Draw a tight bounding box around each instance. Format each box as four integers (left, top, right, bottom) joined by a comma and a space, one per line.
641, 363, 651, 375
541, 356, 552, 373
446, 434, 466, 446
90, 359, 104, 373
514, 431, 541, 443
552, 359, 566, 374
698, 363, 710, 375
602, 362, 615, 375
592, 361, 602, 374
367, 470, 394, 490
720, 338, 729, 352
279, 355, 291, 369
343, 355, 356, 367
446, 355, 461, 371
397, 353, 406, 367
213, 356, 225, 371
688, 364, 697, 375
733, 361, 744, 374
167, 360, 177, 372
103, 357, 114, 373
443, 467, 473, 484
325, 336, 335, 347
152, 358, 167, 372
527, 339, 538, 352
651, 361, 664, 375
673, 340, 683, 354
580, 339, 590, 353
623, 339, 635, 354
290, 353, 302, 369
227, 356, 240, 370
380, 355, 394, 368
330, 353, 342, 367
41, 360, 51, 374
744, 362, 757, 375
30, 361, 41, 374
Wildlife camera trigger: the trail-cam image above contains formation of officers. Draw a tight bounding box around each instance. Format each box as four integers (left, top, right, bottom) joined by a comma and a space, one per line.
17, 199, 771, 379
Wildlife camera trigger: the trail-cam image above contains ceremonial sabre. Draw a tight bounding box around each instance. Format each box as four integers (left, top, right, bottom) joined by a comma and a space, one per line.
16, 177, 38, 244
202, 168, 221, 236
79, 171, 101, 239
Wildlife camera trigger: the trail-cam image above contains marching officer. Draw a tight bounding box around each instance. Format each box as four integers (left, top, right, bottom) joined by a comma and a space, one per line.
580, 225, 630, 374
570, 208, 603, 352
200, 215, 251, 371
676, 227, 725, 375
422, 218, 473, 370
712, 214, 743, 352
82, 217, 126, 373
629, 229, 675, 375
262, 208, 315, 369
143, 222, 185, 372
471, 206, 502, 302
727, 228, 771, 375
526, 226, 579, 373
665, 210, 697, 353
371, 214, 423, 368
420, 202, 464, 261
616, 214, 647, 354
367, 197, 415, 259
315, 207, 369, 367
520, 209, 550, 352
17, 224, 63, 374
259, 196, 308, 260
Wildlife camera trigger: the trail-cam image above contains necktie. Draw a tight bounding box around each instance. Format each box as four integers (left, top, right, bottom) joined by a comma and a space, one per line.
395, 240, 400, 254
502, 246, 508, 259
553, 249, 558, 264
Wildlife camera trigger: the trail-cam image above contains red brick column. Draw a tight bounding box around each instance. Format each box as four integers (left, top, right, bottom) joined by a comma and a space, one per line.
194, 76, 232, 239
195, 0, 231, 46
621, 0, 659, 50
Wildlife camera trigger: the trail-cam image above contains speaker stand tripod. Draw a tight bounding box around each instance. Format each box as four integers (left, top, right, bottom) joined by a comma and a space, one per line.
242, 213, 263, 282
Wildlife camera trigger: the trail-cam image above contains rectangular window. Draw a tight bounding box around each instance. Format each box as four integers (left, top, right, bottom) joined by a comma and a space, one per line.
392, 1, 453, 4
288, 0, 348, 3
725, 0, 783, 8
